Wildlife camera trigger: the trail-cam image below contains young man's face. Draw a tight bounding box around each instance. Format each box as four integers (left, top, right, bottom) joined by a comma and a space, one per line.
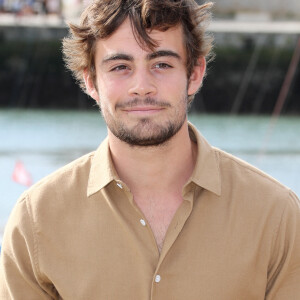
85, 18, 205, 146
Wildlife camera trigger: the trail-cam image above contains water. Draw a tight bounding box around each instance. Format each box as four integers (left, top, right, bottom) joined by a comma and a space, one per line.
1, 109, 300, 242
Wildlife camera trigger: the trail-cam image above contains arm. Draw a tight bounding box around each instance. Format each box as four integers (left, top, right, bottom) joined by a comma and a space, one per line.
0, 194, 57, 299
266, 190, 300, 299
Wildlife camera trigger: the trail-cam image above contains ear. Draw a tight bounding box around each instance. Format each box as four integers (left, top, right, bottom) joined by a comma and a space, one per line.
187, 56, 206, 96
83, 69, 100, 103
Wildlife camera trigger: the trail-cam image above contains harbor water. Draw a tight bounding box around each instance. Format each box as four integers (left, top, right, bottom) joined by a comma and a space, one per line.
1, 109, 300, 242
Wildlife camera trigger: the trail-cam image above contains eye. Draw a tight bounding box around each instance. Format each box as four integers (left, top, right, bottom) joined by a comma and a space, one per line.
153, 63, 173, 70
110, 65, 129, 72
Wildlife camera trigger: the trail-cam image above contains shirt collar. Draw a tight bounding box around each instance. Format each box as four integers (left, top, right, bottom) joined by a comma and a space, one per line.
87, 137, 118, 197
188, 122, 221, 196
87, 122, 221, 197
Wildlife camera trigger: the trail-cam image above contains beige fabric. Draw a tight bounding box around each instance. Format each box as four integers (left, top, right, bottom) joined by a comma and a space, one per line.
1, 123, 300, 300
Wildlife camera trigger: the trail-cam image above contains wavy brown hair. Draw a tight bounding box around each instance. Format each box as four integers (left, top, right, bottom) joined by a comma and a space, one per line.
62, 0, 214, 103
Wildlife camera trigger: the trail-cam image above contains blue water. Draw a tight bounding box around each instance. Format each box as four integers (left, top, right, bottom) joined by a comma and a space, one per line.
1, 109, 300, 242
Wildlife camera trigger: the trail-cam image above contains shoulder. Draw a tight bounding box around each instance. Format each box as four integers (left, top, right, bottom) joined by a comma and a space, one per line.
32, 151, 94, 192
213, 147, 299, 212
16, 151, 96, 214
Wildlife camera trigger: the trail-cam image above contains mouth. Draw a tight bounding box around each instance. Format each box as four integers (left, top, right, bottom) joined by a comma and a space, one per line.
122, 106, 165, 115
116, 97, 170, 115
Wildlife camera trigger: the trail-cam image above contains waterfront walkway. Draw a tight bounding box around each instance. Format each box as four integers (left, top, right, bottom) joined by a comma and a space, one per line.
1, 14, 300, 34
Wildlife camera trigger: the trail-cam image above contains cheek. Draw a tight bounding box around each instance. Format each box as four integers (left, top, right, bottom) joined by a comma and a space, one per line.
98, 76, 128, 102
97, 79, 128, 115
161, 74, 188, 96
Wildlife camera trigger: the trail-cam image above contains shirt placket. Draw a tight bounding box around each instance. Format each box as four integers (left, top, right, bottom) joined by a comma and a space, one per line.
114, 179, 160, 257
114, 179, 196, 299
150, 184, 196, 300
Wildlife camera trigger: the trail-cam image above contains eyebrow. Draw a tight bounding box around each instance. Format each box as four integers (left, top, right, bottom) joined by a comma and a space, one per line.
102, 54, 134, 65
101, 50, 181, 65
146, 50, 181, 61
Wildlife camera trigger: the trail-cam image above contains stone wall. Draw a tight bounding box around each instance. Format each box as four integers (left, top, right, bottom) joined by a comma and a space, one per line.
0, 25, 299, 114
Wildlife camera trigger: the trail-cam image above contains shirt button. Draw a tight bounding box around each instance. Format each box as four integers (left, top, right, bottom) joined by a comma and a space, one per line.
155, 275, 161, 283
140, 219, 146, 226
116, 182, 123, 189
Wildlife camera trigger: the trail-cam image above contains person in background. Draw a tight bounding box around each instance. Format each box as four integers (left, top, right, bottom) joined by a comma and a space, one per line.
1, 0, 300, 299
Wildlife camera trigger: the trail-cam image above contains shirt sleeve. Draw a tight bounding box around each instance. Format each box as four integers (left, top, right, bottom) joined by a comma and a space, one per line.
266, 190, 300, 299
0, 194, 57, 299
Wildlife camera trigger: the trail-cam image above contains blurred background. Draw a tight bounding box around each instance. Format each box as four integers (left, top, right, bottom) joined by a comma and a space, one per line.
0, 0, 300, 248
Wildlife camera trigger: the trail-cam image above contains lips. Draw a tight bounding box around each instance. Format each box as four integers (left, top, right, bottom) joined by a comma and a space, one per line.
122, 106, 165, 114
116, 97, 171, 110
124, 106, 164, 111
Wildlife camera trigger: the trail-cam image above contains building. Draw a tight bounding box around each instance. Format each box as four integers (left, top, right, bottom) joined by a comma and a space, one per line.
198, 0, 300, 19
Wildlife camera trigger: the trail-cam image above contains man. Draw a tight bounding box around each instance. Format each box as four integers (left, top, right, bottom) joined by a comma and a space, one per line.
1, 0, 300, 299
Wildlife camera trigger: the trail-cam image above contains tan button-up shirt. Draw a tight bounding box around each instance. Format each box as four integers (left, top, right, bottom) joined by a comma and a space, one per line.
1, 123, 300, 299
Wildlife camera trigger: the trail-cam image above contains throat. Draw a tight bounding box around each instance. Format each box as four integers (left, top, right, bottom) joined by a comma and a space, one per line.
134, 195, 184, 253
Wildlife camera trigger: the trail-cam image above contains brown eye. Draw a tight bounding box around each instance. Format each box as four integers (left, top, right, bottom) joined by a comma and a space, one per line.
111, 65, 129, 72
154, 63, 173, 70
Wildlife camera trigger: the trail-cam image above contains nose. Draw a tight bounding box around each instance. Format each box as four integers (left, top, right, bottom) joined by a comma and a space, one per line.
128, 69, 157, 97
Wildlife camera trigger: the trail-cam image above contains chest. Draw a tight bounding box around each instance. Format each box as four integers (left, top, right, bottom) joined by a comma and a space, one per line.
46, 212, 268, 300
41, 189, 272, 300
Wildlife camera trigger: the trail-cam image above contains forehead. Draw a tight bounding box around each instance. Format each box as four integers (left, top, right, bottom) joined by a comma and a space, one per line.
95, 18, 186, 60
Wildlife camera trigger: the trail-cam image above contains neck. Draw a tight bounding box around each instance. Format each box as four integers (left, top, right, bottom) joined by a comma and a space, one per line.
108, 119, 197, 196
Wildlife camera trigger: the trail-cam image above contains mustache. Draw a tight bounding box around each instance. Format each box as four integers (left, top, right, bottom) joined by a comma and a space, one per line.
115, 97, 171, 109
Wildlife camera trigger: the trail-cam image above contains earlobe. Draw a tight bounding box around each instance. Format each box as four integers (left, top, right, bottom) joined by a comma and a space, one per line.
83, 69, 99, 102
187, 56, 206, 96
